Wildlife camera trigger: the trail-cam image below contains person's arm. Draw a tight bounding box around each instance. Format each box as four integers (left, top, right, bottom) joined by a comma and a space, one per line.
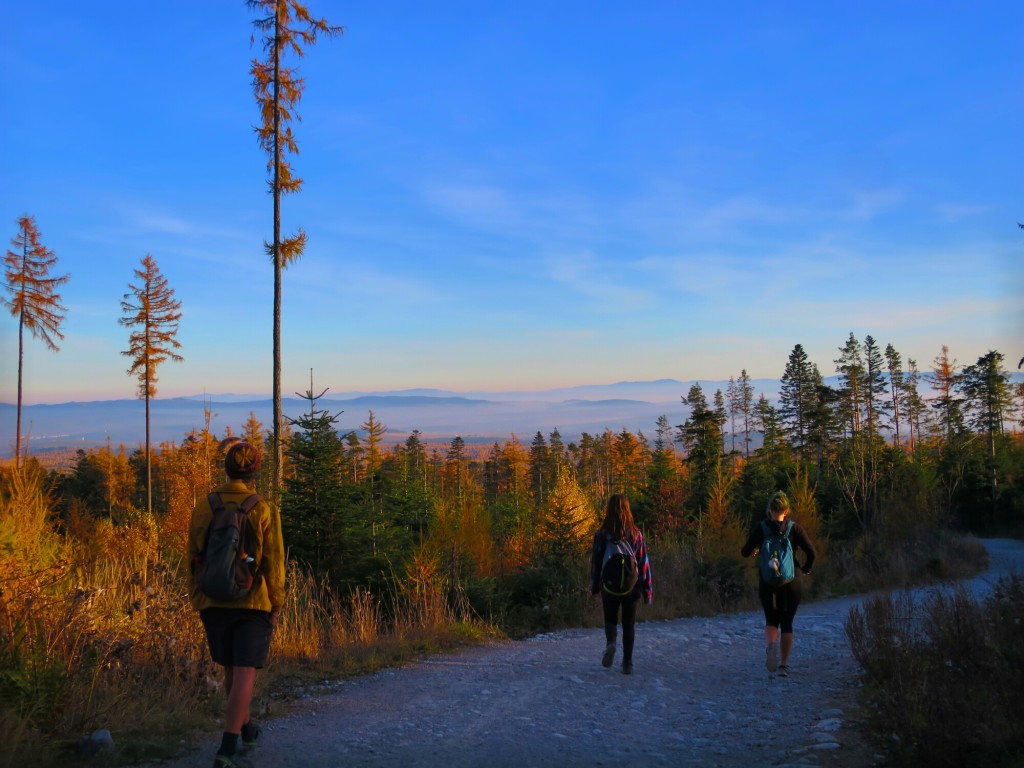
590, 532, 604, 594
261, 502, 287, 617
793, 524, 817, 574
635, 532, 653, 604
740, 523, 762, 558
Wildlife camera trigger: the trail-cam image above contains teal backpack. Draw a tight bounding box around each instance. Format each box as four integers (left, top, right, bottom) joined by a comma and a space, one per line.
758, 520, 795, 587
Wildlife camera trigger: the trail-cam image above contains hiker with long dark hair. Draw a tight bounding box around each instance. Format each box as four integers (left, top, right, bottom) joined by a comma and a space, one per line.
741, 490, 816, 677
590, 494, 652, 675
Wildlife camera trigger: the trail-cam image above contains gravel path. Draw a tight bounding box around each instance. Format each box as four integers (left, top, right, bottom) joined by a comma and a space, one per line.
152, 539, 1024, 768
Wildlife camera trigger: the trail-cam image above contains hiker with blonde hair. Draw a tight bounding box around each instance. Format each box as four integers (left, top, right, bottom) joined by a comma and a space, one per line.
741, 490, 816, 677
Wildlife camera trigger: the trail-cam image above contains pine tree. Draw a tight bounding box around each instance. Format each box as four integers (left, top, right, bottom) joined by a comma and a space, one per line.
726, 376, 739, 454
884, 343, 904, 448
738, 369, 755, 457
249, 0, 343, 493
862, 335, 887, 436
903, 357, 926, 451
755, 394, 785, 457
835, 333, 865, 436
779, 343, 816, 452
119, 254, 183, 515
3, 216, 69, 465
958, 350, 1013, 509
282, 377, 346, 574
677, 383, 723, 512
360, 410, 388, 475
528, 431, 550, 503
928, 345, 964, 439
713, 388, 728, 457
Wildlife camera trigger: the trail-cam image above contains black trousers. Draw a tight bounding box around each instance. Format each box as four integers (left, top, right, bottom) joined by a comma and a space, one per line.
602, 590, 640, 661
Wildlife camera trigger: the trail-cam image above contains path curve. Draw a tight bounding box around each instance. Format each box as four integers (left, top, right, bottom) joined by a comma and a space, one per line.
152, 538, 1024, 768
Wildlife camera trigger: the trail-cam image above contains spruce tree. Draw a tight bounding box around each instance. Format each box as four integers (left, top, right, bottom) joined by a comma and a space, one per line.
779, 343, 816, 452
884, 343, 905, 448
281, 377, 346, 575
862, 335, 888, 437
835, 333, 865, 436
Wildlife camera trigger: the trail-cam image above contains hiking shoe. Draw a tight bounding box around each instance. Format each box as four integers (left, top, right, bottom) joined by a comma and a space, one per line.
622, 660, 633, 675
213, 752, 254, 768
240, 721, 261, 752
778, 665, 789, 677
602, 643, 615, 668
765, 641, 780, 673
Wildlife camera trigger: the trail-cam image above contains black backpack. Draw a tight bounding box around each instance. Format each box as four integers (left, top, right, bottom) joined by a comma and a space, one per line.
194, 492, 261, 601
600, 534, 639, 596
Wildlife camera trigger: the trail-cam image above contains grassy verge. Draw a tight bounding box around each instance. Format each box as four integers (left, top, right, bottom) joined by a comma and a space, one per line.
846, 573, 1024, 767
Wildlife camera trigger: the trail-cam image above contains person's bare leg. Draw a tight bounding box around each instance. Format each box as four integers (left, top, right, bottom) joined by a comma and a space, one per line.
224, 666, 257, 733
780, 632, 794, 666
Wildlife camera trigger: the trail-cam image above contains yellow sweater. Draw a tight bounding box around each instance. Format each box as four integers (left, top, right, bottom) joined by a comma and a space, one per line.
187, 478, 286, 613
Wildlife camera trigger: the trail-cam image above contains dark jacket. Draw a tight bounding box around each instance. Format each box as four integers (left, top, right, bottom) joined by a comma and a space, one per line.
590, 528, 653, 604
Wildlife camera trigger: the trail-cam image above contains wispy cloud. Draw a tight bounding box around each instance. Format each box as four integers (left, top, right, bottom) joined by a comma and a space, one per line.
541, 249, 652, 309
933, 202, 989, 221
840, 188, 905, 221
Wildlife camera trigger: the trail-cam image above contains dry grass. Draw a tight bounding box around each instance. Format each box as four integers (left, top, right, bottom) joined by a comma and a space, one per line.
846, 575, 1024, 767
0, 466, 489, 767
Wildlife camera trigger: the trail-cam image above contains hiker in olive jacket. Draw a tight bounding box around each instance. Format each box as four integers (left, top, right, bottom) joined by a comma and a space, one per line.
187, 439, 285, 768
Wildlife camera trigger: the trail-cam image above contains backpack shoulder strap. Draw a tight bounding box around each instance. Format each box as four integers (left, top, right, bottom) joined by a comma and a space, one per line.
207, 492, 224, 512
783, 520, 794, 537
239, 494, 261, 514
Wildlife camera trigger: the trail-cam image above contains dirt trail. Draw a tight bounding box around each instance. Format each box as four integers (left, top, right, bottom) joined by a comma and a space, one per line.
150, 539, 1024, 768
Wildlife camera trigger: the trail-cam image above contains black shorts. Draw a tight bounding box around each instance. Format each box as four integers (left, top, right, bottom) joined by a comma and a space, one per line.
200, 608, 274, 668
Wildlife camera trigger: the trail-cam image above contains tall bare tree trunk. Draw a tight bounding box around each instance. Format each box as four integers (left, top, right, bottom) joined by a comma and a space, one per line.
272, 10, 284, 494
15, 310, 24, 466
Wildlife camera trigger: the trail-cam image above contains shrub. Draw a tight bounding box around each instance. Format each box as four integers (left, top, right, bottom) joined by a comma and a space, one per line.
846, 575, 1024, 767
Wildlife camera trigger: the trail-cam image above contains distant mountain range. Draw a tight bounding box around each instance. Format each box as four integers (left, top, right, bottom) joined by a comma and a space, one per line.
0, 378, 780, 457
5, 374, 1016, 458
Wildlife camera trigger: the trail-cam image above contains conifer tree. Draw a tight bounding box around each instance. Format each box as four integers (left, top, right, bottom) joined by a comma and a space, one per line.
726, 376, 739, 454
835, 333, 865, 435
119, 254, 183, 515
958, 350, 1012, 508
779, 343, 816, 452
360, 410, 387, 475
903, 357, 926, 451
928, 345, 964, 439
281, 376, 346, 574
737, 369, 755, 457
249, 0, 342, 492
862, 335, 887, 436
678, 383, 723, 512
2, 215, 69, 465
528, 431, 550, 503
884, 343, 905, 448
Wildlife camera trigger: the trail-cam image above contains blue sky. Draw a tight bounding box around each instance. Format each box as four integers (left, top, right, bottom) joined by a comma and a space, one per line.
2, 1, 1021, 406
